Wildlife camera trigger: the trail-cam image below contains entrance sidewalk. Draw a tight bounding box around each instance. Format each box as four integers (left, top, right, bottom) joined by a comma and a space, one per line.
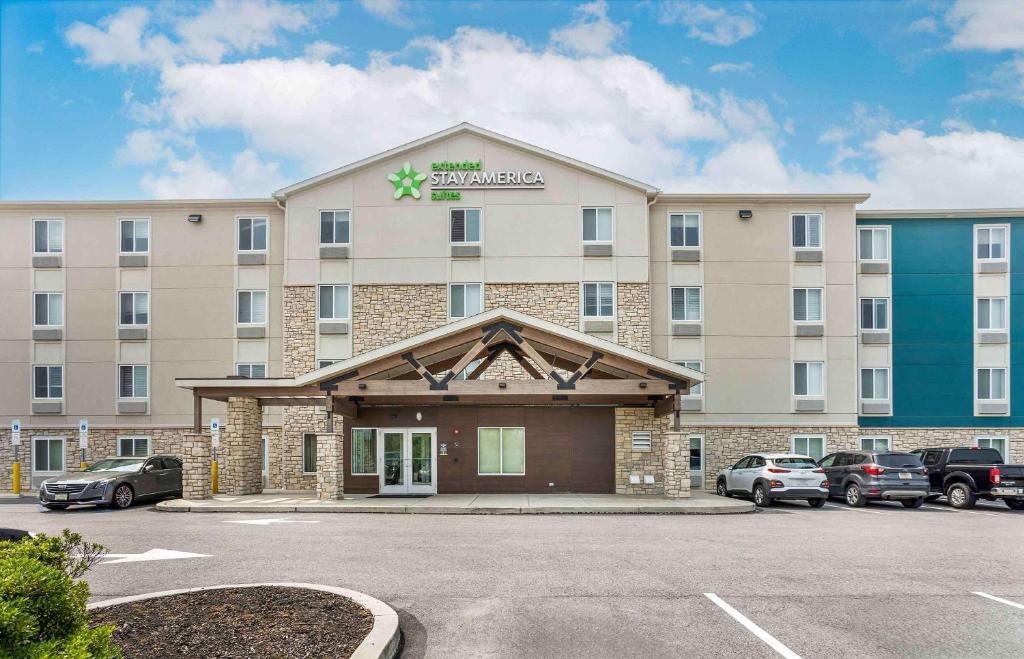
156, 491, 753, 514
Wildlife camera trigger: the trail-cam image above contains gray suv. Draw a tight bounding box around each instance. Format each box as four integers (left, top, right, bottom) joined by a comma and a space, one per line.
39, 455, 182, 510
819, 451, 929, 507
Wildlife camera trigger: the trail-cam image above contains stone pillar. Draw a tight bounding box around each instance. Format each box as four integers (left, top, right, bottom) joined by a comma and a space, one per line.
181, 432, 212, 500
220, 396, 264, 495
663, 432, 691, 499
614, 407, 668, 495
316, 433, 344, 500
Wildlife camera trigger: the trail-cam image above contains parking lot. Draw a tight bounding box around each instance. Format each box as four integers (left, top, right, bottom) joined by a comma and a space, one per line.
3, 495, 1023, 658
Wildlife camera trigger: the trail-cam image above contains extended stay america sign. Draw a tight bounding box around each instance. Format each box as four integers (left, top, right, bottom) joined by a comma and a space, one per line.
389, 160, 544, 201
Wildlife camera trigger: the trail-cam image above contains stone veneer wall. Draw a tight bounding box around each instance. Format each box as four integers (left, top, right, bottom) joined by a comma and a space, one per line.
483, 283, 581, 380
316, 433, 344, 500
616, 283, 651, 354
614, 407, 673, 495
281, 285, 323, 490
219, 396, 264, 495
181, 433, 212, 500
663, 432, 692, 499
352, 284, 449, 354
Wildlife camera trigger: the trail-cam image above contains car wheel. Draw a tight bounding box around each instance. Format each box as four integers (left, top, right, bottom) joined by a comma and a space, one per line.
845, 483, 867, 507
901, 497, 924, 508
946, 483, 976, 509
753, 484, 772, 507
1005, 499, 1024, 511
43, 503, 68, 510
807, 498, 826, 508
112, 484, 134, 509
716, 480, 731, 497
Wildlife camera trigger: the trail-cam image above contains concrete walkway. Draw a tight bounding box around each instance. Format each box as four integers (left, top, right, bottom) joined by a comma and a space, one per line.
156, 491, 753, 514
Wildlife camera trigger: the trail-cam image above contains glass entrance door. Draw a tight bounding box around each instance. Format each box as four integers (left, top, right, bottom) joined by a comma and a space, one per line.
379, 428, 436, 494
689, 435, 704, 489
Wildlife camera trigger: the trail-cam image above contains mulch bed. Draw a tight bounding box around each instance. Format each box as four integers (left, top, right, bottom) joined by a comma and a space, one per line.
91, 586, 374, 658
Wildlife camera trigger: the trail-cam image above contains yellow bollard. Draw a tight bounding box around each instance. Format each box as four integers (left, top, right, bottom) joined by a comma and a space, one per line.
12, 463, 20, 496
80, 461, 88, 470
211, 460, 219, 494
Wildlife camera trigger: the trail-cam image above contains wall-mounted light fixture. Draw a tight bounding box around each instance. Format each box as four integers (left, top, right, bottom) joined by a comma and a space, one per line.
738, 210, 753, 220
187, 214, 202, 223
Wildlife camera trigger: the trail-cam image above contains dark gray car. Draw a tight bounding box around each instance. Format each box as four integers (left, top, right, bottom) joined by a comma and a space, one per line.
819, 451, 929, 507
38, 455, 182, 510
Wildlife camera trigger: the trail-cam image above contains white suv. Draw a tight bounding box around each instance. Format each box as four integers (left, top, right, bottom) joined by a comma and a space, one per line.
716, 453, 829, 508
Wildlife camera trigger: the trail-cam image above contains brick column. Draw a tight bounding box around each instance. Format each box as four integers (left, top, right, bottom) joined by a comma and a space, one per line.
663, 431, 691, 499
220, 396, 263, 495
181, 432, 212, 500
316, 432, 344, 500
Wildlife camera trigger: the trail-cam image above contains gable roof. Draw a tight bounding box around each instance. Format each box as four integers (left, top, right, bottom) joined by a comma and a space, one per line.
272, 123, 660, 200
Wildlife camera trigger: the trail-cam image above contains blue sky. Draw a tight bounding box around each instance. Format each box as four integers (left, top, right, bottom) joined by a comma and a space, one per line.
2, 0, 1024, 207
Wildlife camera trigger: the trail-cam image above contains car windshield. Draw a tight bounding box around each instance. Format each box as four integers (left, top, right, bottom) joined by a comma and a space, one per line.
876, 453, 923, 468
774, 457, 818, 469
84, 458, 145, 473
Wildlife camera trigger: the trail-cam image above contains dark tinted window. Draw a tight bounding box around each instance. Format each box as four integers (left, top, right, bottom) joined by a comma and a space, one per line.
922, 451, 941, 466
775, 457, 818, 469
818, 454, 836, 467
833, 453, 852, 467
162, 457, 182, 470
876, 453, 923, 468
851, 454, 868, 465
950, 448, 1004, 464
734, 457, 751, 469
749, 457, 765, 468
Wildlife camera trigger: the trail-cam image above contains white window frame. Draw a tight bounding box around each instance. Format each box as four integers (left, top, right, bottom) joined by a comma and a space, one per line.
33, 292, 64, 328
790, 434, 827, 461
668, 211, 701, 248
860, 297, 889, 331
581, 281, 615, 319
235, 363, 267, 379
318, 284, 351, 322
449, 282, 483, 320
793, 361, 825, 397
350, 428, 378, 476
118, 291, 149, 327
319, 209, 351, 246
32, 436, 65, 475
581, 207, 614, 244
477, 427, 526, 476
236, 290, 268, 325
974, 224, 1009, 263
302, 432, 318, 474
791, 212, 823, 249
317, 359, 337, 369
976, 367, 1008, 402
858, 226, 889, 262
793, 287, 824, 323
118, 364, 149, 400
859, 436, 891, 452
449, 208, 482, 245
118, 217, 150, 254
670, 287, 702, 322
32, 364, 63, 400
974, 436, 1009, 461
631, 431, 652, 452
976, 297, 1008, 332
117, 436, 150, 457
677, 361, 703, 396
33, 218, 64, 255
859, 367, 890, 401
236, 216, 269, 253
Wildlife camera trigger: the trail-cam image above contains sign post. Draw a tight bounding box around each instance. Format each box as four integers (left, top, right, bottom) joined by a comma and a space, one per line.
78, 418, 89, 469
210, 418, 220, 494
10, 420, 21, 495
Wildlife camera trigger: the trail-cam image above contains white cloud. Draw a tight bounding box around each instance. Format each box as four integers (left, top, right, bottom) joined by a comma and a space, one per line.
140, 149, 285, 198
357, 0, 411, 28
549, 1, 625, 56
708, 61, 752, 74
304, 41, 347, 61
947, 0, 1024, 52
174, 0, 312, 63
657, 1, 760, 46
907, 16, 938, 34
26, 41, 45, 54
66, 7, 176, 68
116, 129, 176, 164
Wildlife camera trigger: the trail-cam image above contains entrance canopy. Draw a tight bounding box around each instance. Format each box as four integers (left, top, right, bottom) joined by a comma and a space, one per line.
176, 308, 704, 429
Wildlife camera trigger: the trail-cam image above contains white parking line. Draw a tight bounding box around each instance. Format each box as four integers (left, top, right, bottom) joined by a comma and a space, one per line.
923, 505, 1006, 518
822, 503, 885, 515
704, 593, 802, 659
973, 592, 1024, 610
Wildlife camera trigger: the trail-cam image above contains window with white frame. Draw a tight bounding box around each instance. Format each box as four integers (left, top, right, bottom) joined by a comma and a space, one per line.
33, 365, 63, 399
631, 431, 652, 452
319, 210, 350, 245
977, 368, 1007, 400
791, 435, 826, 460
671, 287, 701, 322
119, 292, 149, 326
450, 209, 481, 244
976, 226, 1007, 260
975, 436, 1008, 461
669, 213, 700, 248
33, 437, 64, 473
478, 427, 525, 475
582, 207, 613, 243
454, 358, 483, 380
302, 433, 317, 473
33, 219, 63, 254
793, 288, 823, 322
792, 213, 822, 248
33, 292, 63, 327
860, 368, 889, 400
236, 363, 266, 378
118, 436, 149, 457
858, 227, 888, 261
582, 282, 614, 318
120, 218, 149, 253
118, 364, 148, 399
860, 437, 891, 451
237, 217, 268, 252
318, 285, 350, 321
449, 283, 482, 319
677, 361, 703, 396
317, 359, 337, 369
860, 298, 888, 330
237, 290, 267, 324
794, 362, 824, 397
977, 298, 1007, 331
351, 429, 377, 475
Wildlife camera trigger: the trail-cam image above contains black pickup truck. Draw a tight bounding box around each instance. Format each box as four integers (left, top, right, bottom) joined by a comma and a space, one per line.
909, 447, 1024, 510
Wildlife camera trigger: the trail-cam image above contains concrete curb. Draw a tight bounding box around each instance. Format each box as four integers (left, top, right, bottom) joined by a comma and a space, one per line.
88, 582, 400, 659
156, 499, 754, 514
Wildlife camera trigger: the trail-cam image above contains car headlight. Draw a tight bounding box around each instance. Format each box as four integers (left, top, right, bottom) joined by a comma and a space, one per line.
89, 479, 113, 490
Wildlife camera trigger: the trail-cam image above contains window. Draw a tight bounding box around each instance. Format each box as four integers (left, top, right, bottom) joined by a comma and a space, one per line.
582, 207, 613, 243
33, 292, 63, 327
860, 298, 888, 330
977, 368, 1007, 400
302, 433, 317, 473
237, 217, 267, 252
631, 431, 652, 452
317, 359, 337, 369
237, 290, 267, 324
976, 226, 1007, 260
669, 213, 700, 247
454, 359, 483, 380
319, 210, 350, 245
450, 209, 481, 244
671, 287, 702, 322
677, 361, 703, 396
351, 429, 377, 475
318, 285, 350, 321
794, 362, 824, 396
860, 368, 889, 400
793, 288, 823, 322
118, 437, 149, 457
478, 427, 525, 475
33, 365, 63, 399
977, 298, 1007, 331
236, 363, 266, 378
582, 282, 614, 318
975, 436, 1008, 461
118, 364, 148, 399
119, 292, 149, 326
792, 213, 822, 248
859, 437, 890, 452
449, 283, 482, 319
33, 438, 64, 473
33, 219, 63, 254
791, 435, 826, 461
120, 218, 149, 253
858, 227, 888, 261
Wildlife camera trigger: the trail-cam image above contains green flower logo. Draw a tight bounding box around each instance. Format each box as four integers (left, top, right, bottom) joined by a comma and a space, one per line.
388, 161, 427, 200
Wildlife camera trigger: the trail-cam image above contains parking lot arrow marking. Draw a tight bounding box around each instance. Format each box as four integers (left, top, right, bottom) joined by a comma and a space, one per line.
704, 593, 802, 659
973, 592, 1024, 610
102, 549, 210, 564
223, 518, 320, 526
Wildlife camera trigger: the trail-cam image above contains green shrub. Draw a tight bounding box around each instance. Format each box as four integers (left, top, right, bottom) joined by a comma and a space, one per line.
0, 530, 120, 658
